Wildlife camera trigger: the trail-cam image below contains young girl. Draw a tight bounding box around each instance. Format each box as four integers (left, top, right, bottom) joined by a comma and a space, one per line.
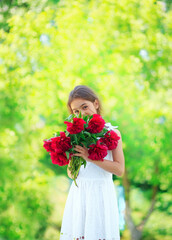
60, 85, 125, 240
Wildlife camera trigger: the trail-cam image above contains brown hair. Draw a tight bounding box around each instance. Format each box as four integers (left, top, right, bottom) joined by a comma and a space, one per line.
67, 85, 103, 115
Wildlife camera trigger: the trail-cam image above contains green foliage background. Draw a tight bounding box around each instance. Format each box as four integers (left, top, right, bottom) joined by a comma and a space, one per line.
0, 0, 171, 239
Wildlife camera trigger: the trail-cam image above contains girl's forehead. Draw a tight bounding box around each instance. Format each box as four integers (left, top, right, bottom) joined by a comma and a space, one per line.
71, 98, 91, 109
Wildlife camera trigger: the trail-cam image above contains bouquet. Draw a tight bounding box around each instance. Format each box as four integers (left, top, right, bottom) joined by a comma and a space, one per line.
43, 112, 120, 187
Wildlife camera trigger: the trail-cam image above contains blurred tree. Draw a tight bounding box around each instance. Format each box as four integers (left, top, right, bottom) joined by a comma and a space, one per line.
0, 0, 171, 239
0, 0, 60, 31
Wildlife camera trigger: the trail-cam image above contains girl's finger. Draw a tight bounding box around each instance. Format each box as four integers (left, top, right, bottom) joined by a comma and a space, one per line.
75, 145, 84, 150
73, 153, 82, 157
81, 142, 87, 148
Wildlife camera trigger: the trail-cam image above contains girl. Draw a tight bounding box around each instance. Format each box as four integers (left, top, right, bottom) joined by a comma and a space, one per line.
60, 85, 125, 240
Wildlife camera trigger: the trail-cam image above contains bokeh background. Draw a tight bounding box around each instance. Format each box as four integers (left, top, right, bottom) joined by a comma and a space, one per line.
0, 0, 172, 240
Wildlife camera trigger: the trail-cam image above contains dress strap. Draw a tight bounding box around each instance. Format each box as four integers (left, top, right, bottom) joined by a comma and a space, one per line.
104, 122, 118, 130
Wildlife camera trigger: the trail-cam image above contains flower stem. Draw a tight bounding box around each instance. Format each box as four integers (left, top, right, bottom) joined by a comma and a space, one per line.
69, 156, 83, 187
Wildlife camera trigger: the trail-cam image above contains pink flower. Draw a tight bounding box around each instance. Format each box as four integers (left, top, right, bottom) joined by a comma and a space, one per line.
88, 139, 108, 161
86, 114, 105, 133
43, 139, 55, 152
64, 118, 86, 134
100, 130, 120, 150
49, 151, 73, 166
51, 132, 72, 152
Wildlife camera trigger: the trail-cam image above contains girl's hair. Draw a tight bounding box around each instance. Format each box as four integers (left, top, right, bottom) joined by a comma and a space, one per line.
67, 85, 103, 115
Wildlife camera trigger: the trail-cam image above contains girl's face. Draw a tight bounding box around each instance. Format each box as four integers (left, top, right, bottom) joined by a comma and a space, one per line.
71, 98, 99, 117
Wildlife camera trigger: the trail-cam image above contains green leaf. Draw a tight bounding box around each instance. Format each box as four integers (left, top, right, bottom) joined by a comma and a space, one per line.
84, 123, 88, 128
65, 130, 70, 136
89, 115, 94, 120
80, 134, 86, 140
74, 134, 78, 144
65, 114, 74, 121
80, 141, 87, 146
84, 131, 91, 137
102, 128, 109, 134
83, 115, 89, 122
53, 132, 59, 137
83, 160, 87, 168
79, 111, 82, 118
66, 151, 69, 159
92, 134, 98, 139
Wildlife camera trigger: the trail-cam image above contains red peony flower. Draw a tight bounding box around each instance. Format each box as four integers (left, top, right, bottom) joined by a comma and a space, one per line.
100, 130, 120, 150
51, 131, 72, 153
88, 139, 108, 161
49, 151, 73, 166
86, 114, 105, 133
64, 118, 86, 134
43, 139, 55, 152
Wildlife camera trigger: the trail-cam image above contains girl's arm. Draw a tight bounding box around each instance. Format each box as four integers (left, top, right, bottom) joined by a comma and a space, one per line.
91, 129, 125, 176
73, 129, 125, 176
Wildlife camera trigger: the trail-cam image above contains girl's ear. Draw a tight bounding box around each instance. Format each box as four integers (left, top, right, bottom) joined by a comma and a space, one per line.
94, 99, 99, 109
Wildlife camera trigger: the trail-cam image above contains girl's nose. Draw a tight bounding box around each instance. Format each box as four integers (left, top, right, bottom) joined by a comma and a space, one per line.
81, 110, 85, 116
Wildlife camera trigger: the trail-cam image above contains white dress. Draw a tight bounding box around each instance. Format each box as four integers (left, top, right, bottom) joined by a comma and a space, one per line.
60, 123, 120, 240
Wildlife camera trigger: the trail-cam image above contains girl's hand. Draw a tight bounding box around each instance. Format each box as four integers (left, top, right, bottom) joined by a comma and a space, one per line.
73, 143, 92, 162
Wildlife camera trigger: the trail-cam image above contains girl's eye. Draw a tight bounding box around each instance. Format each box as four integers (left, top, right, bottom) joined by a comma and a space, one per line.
74, 106, 87, 114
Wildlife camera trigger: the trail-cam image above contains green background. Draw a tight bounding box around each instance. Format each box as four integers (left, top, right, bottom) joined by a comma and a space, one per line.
0, 0, 171, 239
